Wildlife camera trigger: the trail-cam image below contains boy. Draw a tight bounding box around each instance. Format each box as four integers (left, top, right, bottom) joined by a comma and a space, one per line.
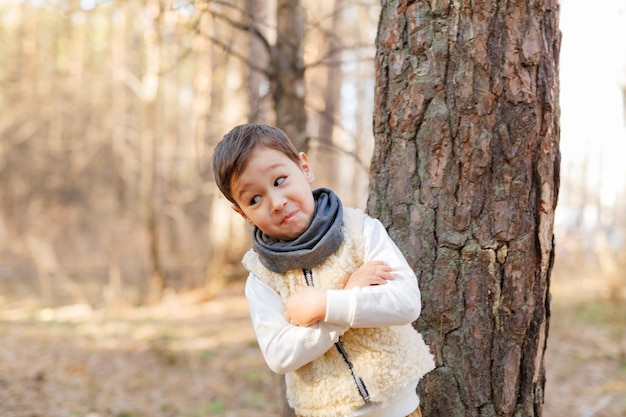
212, 124, 434, 417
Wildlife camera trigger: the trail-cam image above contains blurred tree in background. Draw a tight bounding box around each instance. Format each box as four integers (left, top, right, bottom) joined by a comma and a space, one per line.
0, 0, 379, 307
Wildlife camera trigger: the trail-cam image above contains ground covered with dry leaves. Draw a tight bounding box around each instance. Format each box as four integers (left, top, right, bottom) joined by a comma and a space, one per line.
0, 284, 283, 417
1, 259, 625, 417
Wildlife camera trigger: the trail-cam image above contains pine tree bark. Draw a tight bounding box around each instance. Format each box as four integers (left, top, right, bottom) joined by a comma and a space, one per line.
369, 1, 560, 416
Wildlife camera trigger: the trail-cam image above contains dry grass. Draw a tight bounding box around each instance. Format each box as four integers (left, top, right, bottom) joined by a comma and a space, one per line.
543, 244, 626, 417
0, 284, 282, 417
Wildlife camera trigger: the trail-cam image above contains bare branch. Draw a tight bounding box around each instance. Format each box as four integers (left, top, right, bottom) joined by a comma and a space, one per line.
206, 7, 273, 55
306, 44, 376, 68
186, 6, 273, 77
306, 135, 369, 172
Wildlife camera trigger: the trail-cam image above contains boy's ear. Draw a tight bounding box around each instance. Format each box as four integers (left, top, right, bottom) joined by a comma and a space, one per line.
232, 205, 255, 227
299, 152, 315, 183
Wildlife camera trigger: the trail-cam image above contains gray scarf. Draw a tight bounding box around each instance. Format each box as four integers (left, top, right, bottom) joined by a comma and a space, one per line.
252, 188, 344, 273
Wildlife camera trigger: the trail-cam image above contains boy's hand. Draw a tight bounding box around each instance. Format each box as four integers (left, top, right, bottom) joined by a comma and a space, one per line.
284, 286, 327, 327
344, 261, 394, 289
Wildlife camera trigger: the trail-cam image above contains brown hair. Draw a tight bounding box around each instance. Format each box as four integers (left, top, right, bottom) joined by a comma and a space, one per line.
212, 124, 301, 205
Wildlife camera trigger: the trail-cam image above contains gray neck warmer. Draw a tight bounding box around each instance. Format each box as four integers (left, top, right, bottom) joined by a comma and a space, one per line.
252, 188, 344, 273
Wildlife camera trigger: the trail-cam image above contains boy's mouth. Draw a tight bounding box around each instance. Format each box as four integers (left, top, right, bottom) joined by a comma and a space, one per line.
281, 210, 298, 224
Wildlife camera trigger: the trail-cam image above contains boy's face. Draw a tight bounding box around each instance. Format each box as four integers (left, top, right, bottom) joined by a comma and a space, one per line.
231, 146, 316, 241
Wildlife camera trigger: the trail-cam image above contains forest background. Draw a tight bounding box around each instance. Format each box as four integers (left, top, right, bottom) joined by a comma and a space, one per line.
0, 0, 625, 416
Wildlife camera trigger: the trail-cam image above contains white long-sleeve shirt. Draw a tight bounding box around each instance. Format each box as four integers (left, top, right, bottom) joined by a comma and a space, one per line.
244, 215, 424, 417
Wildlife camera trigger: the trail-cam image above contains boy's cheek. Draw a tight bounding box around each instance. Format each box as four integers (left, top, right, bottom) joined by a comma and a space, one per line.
232, 206, 255, 226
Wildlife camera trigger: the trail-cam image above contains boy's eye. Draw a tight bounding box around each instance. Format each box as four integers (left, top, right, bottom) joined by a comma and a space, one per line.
250, 195, 261, 205
274, 177, 285, 187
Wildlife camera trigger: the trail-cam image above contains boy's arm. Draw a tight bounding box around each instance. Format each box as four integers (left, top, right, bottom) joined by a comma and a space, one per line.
324, 216, 422, 328
245, 274, 348, 375
283, 260, 394, 326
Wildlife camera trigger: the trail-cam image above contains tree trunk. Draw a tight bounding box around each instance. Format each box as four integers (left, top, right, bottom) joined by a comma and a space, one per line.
272, 0, 307, 151
140, 0, 165, 304
192, 10, 213, 170
107, 4, 128, 305
369, 1, 561, 416
247, 0, 271, 124
315, 0, 344, 191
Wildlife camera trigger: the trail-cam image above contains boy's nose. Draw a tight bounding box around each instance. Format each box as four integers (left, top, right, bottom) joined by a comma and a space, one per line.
270, 193, 287, 211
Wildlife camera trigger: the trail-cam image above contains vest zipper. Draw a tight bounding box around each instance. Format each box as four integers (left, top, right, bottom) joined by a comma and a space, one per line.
301, 269, 371, 404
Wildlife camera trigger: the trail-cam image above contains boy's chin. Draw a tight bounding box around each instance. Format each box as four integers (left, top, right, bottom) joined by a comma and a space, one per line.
272, 226, 308, 242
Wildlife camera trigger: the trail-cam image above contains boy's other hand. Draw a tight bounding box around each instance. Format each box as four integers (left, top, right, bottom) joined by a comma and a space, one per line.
344, 261, 393, 290
284, 286, 327, 327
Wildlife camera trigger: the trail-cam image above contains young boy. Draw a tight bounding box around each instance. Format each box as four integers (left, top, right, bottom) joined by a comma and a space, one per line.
212, 124, 434, 417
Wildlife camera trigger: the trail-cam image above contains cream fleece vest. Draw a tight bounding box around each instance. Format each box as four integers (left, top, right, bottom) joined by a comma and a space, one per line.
243, 208, 435, 417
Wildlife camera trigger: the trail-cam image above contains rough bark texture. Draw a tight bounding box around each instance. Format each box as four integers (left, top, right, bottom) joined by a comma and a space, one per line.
368, 1, 560, 416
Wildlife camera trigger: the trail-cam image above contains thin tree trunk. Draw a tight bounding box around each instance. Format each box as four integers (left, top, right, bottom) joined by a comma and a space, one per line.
272, 0, 307, 151
247, 0, 271, 124
140, 0, 165, 304
318, 0, 343, 144
370, 1, 561, 416
315, 0, 344, 191
192, 11, 213, 171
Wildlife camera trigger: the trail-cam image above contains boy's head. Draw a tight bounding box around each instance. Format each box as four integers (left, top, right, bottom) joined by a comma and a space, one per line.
212, 124, 301, 205
212, 124, 316, 240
